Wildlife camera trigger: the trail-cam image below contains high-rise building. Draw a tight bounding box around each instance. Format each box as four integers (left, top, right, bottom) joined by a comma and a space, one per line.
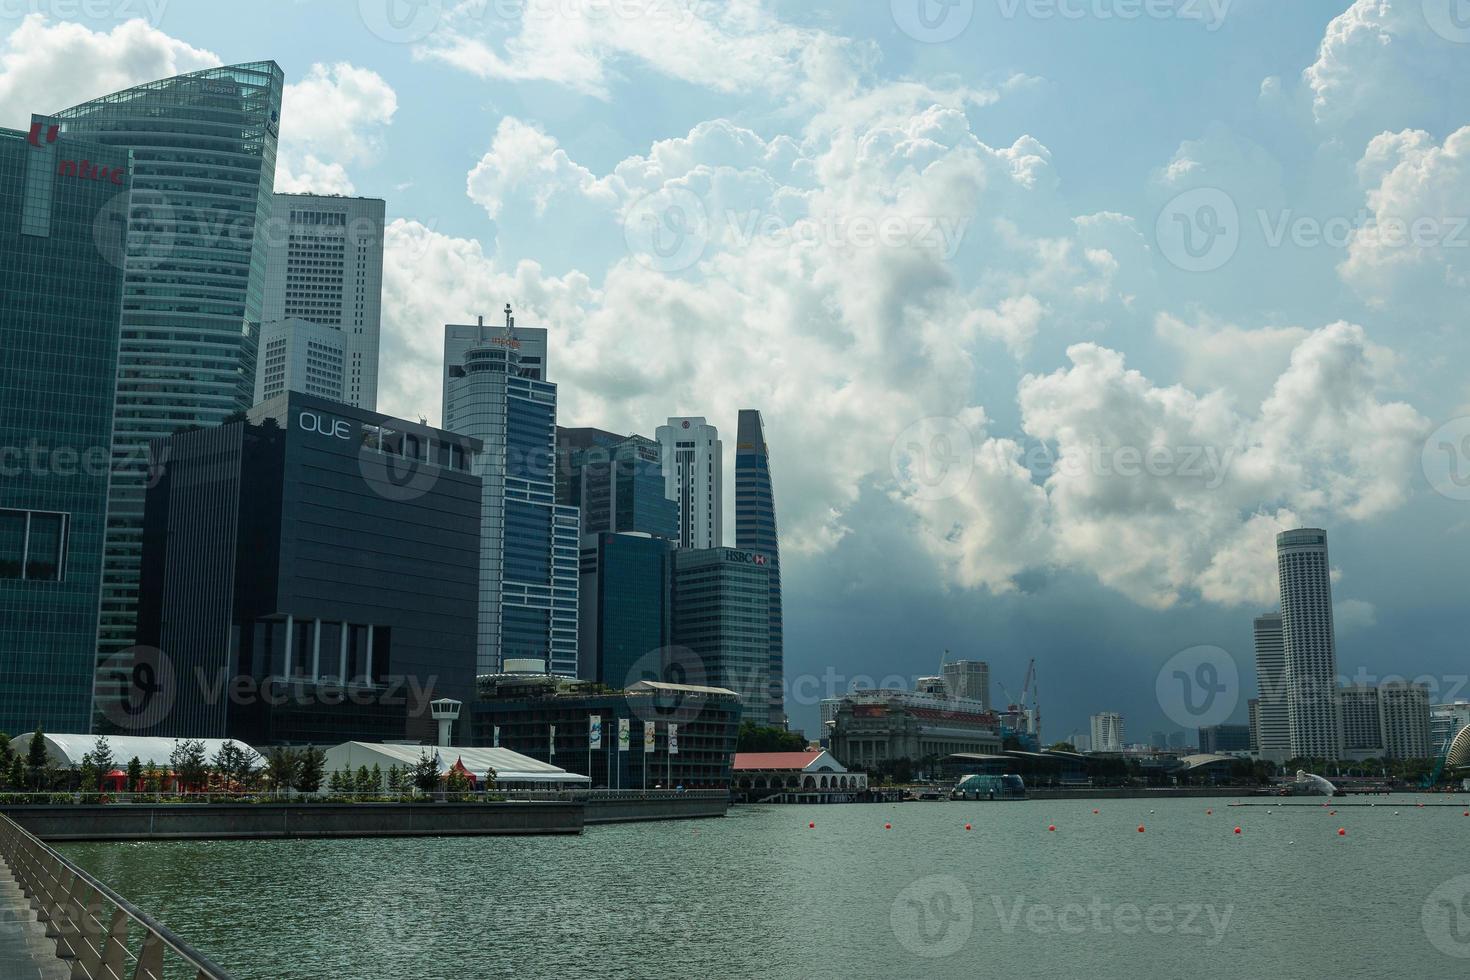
443, 311, 578, 677
0, 123, 131, 734
1252, 612, 1290, 762
45, 63, 286, 721
942, 660, 991, 711
1198, 724, 1251, 754
577, 531, 672, 686
734, 409, 785, 726
1431, 701, 1470, 755
656, 417, 722, 550
255, 317, 346, 404
1276, 528, 1341, 759
1377, 682, 1431, 760
672, 548, 771, 726
260, 193, 384, 410
135, 393, 482, 742
1247, 699, 1260, 753
1090, 712, 1123, 752
1338, 684, 1382, 757
557, 427, 677, 539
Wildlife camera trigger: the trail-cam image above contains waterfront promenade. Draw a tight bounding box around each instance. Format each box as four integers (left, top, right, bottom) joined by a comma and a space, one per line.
0, 855, 69, 980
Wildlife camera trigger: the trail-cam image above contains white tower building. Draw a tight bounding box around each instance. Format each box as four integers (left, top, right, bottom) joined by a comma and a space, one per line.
255, 318, 346, 404
656, 417, 722, 550
261, 193, 385, 410
1090, 712, 1124, 752
1277, 528, 1342, 760
1252, 613, 1291, 763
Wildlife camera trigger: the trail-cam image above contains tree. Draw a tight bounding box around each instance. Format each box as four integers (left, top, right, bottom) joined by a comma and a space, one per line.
293, 747, 326, 794
265, 747, 300, 797
386, 764, 403, 796
409, 752, 441, 794
170, 739, 209, 793
481, 766, 498, 793
1047, 741, 1077, 753
328, 769, 346, 795
143, 763, 164, 794
78, 751, 100, 795
126, 757, 143, 794
91, 736, 116, 785
212, 741, 257, 792
370, 764, 383, 797
7, 754, 23, 792
355, 765, 375, 797
736, 722, 806, 753
26, 728, 49, 790
444, 768, 472, 800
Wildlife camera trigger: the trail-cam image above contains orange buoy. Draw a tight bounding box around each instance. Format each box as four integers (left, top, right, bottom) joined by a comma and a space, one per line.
1338, 828, 1346, 836
1233, 827, 1242, 835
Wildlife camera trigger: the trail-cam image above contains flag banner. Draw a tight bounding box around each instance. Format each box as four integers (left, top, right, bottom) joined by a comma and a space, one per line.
618, 718, 631, 752
669, 723, 679, 755
493, 726, 500, 748
644, 721, 655, 753
549, 724, 556, 755
589, 715, 603, 749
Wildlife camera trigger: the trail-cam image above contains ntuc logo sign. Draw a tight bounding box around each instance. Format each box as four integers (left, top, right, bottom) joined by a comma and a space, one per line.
27, 122, 57, 147
29, 122, 127, 184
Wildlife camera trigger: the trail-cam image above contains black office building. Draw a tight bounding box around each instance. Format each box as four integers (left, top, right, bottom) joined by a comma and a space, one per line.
135, 393, 481, 744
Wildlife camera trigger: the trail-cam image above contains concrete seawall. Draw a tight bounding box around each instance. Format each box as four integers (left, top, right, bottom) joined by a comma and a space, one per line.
0, 802, 583, 841
583, 795, 728, 824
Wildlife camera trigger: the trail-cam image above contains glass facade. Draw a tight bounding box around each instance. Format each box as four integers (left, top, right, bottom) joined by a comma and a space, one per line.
735, 410, 784, 726
0, 125, 130, 733
47, 62, 285, 723
558, 428, 678, 539
578, 532, 672, 686
672, 548, 772, 727
443, 320, 578, 677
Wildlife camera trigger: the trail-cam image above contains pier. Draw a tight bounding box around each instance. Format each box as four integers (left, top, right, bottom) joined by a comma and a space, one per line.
0, 811, 231, 979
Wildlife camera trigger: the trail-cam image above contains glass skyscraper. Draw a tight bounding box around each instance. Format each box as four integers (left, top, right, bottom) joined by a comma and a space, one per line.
672, 548, 772, 727
557, 427, 678, 539
735, 409, 784, 726
444, 313, 579, 677
578, 531, 672, 686
0, 124, 131, 733
46, 63, 285, 719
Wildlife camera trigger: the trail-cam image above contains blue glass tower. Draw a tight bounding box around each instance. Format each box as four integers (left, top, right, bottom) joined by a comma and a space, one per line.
444, 312, 579, 678
735, 409, 784, 726
0, 124, 131, 733
47, 62, 285, 719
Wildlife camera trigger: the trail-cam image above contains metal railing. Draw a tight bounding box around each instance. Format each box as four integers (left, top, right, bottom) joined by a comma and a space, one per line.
502, 788, 730, 803
0, 811, 232, 980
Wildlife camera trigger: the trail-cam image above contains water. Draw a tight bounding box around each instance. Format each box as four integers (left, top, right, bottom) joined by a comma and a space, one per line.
59, 796, 1470, 979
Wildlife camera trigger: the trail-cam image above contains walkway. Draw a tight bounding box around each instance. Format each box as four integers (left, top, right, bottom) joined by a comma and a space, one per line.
0, 854, 69, 980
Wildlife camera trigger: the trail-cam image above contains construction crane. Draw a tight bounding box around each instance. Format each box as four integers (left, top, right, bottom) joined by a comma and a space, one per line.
1020, 658, 1040, 743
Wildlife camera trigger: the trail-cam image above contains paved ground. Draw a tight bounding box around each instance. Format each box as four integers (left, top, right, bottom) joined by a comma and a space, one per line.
0, 857, 71, 980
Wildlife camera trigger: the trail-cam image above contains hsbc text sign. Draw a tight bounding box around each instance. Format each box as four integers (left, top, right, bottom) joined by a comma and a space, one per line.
723, 550, 769, 566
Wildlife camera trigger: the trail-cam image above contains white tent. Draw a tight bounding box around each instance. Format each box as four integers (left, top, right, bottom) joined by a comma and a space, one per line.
322, 742, 590, 789
8, 733, 265, 769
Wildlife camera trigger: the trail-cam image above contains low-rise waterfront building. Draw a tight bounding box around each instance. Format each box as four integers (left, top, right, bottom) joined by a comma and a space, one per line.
730, 750, 867, 802
470, 673, 742, 789
321, 741, 589, 791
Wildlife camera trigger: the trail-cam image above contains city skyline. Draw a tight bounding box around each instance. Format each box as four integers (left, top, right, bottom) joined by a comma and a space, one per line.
0, 4, 1465, 741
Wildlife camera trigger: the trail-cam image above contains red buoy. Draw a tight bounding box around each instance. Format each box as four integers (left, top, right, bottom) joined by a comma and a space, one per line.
1137, 825, 1145, 833
965, 823, 972, 831
808, 821, 815, 829
1206, 809, 1213, 816
1338, 828, 1346, 836
1048, 824, 1056, 832
1233, 827, 1242, 835
1093, 809, 1100, 815
884, 823, 892, 830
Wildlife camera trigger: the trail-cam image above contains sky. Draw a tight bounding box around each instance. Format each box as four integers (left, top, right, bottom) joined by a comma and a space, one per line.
2, 0, 1467, 742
